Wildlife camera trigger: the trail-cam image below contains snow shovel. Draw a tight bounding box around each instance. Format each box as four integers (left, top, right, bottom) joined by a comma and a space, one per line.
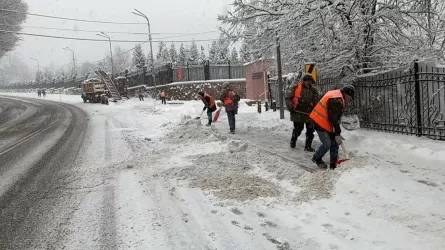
195, 110, 205, 120
336, 142, 350, 165
213, 107, 222, 122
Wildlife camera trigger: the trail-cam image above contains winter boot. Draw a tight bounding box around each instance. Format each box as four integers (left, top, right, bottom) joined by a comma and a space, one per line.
206, 120, 212, 126
329, 161, 337, 170
304, 135, 315, 152
290, 131, 298, 148
290, 137, 297, 148
312, 155, 327, 169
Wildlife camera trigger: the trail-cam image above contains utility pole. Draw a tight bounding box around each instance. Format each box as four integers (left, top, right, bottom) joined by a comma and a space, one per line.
97, 32, 114, 77
63, 47, 77, 79
132, 9, 156, 95
276, 33, 284, 119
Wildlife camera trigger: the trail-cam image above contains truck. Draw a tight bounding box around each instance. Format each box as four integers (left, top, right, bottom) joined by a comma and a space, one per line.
114, 76, 129, 97
80, 78, 109, 104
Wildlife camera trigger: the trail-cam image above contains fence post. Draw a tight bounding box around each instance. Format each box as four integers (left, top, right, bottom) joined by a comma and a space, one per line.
204, 60, 210, 80
186, 61, 190, 81
413, 60, 422, 137
228, 60, 231, 79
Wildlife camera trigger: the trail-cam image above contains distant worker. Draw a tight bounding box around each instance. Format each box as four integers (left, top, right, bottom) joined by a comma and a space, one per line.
138, 89, 144, 101
160, 90, 167, 105
42, 89, 46, 97
310, 85, 355, 169
220, 82, 240, 134
37, 89, 41, 97
285, 73, 319, 151
198, 91, 217, 126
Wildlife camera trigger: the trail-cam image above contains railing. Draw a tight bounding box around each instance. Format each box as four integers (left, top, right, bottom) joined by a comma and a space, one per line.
268, 61, 445, 140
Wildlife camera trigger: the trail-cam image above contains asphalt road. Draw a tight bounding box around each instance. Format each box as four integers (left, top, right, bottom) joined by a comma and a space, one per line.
0, 96, 88, 249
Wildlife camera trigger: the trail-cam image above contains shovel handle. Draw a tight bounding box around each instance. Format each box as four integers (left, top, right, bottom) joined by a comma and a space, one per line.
340, 142, 349, 159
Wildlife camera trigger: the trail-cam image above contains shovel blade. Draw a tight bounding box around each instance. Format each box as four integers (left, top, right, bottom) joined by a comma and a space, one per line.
336, 159, 350, 165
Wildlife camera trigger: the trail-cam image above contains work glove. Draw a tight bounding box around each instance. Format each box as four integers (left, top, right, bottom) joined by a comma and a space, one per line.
203, 106, 207, 111
335, 135, 345, 145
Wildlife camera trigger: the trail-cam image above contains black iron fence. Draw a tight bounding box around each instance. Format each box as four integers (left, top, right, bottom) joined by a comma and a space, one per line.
268, 61, 445, 140
354, 61, 445, 140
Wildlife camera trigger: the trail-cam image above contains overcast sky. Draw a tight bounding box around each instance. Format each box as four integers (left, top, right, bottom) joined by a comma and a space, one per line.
14, 0, 231, 73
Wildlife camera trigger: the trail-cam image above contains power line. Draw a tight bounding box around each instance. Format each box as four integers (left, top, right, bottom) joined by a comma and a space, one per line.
0, 29, 219, 43
0, 24, 219, 36
0, 8, 145, 25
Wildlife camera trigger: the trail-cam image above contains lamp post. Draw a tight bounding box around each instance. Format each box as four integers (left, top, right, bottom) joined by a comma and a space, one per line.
30, 57, 40, 86
30, 57, 40, 72
132, 9, 156, 92
63, 47, 77, 79
97, 32, 115, 77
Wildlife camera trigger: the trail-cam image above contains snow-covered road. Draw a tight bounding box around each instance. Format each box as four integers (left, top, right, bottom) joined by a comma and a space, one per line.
1, 92, 444, 249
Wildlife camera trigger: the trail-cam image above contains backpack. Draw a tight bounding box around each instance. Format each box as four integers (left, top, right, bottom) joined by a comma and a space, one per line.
231, 91, 241, 106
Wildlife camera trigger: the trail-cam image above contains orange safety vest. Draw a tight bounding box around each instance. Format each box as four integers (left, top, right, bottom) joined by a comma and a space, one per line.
204, 93, 215, 108
310, 90, 345, 132
224, 91, 233, 105
292, 83, 303, 109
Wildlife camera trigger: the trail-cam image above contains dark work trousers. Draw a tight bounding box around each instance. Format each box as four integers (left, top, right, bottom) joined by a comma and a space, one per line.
161, 97, 166, 104
207, 110, 214, 124
226, 110, 236, 132
314, 129, 339, 164
292, 122, 315, 140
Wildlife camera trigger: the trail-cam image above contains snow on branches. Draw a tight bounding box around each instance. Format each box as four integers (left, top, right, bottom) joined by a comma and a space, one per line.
219, 0, 445, 74
0, 0, 28, 58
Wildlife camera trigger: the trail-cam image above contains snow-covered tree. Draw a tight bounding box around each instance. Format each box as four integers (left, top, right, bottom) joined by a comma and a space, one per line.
209, 41, 218, 63
79, 61, 95, 79
146, 52, 154, 68
230, 47, 239, 63
156, 42, 170, 65
42, 67, 53, 84
239, 42, 250, 62
97, 60, 108, 72
0, 0, 28, 59
199, 46, 207, 64
216, 35, 230, 63
0, 53, 32, 84
169, 43, 178, 64
188, 40, 199, 64
35, 70, 43, 84
178, 43, 188, 66
113, 45, 130, 75
219, 0, 445, 74
132, 45, 146, 69
54, 68, 67, 83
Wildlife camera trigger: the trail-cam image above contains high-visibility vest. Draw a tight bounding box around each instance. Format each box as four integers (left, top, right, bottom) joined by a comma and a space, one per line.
204, 92, 215, 108
310, 90, 345, 132
292, 83, 303, 109
224, 91, 233, 105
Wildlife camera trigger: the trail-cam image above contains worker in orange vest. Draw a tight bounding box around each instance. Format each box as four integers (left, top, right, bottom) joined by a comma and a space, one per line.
159, 90, 167, 105
220, 82, 240, 134
310, 85, 355, 169
198, 91, 217, 126
285, 73, 319, 151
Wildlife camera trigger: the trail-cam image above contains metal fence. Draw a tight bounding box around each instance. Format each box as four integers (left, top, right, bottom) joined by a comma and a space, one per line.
173, 63, 244, 82
354, 61, 445, 140
267, 61, 445, 140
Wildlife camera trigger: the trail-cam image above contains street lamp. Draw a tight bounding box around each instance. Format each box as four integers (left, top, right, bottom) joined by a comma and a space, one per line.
63, 47, 77, 79
30, 57, 40, 72
132, 9, 156, 92
97, 32, 115, 77
30, 57, 40, 86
